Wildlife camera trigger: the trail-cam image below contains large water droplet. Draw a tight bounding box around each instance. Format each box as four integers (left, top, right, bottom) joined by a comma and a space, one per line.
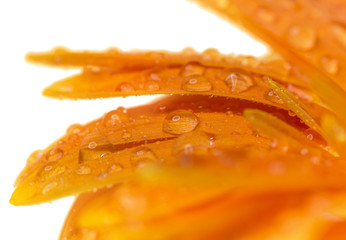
320, 56, 339, 75
286, 25, 316, 50
264, 89, 284, 104
163, 110, 199, 135
182, 75, 212, 92
42, 182, 57, 195
102, 107, 129, 127
117, 82, 135, 92
224, 71, 254, 93
46, 148, 63, 162
255, 7, 275, 23
130, 147, 157, 169
180, 62, 205, 77
331, 22, 346, 48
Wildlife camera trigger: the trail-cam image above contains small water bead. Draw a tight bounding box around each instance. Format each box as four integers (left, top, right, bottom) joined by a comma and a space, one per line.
331, 22, 346, 48
117, 82, 135, 92
307, 133, 314, 141
182, 75, 212, 92
255, 7, 276, 23
286, 25, 317, 50
224, 71, 254, 93
44, 165, 53, 171
130, 147, 157, 169
88, 141, 97, 149
288, 110, 297, 117
121, 131, 132, 140
180, 62, 205, 77
144, 80, 160, 91
163, 110, 199, 135
172, 131, 210, 156
264, 89, 284, 104
76, 165, 91, 175
46, 148, 63, 162
320, 56, 339, 75
202, 48, 222, 61
108, 164, 124, 174
42, 182, 57, 195
102, 107, 129, 127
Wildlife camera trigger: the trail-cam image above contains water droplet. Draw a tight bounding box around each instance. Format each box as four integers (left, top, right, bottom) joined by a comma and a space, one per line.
26, 150, 44, 165
163, 110, 199, 135
288, 110, 297, 117
102, 107, 129, 127
300, 148, 309, 155
44, 165, 53, 171
46, 148, 63, 162
130, 147, 157, 169
147, 72, 161, 81
320, 56, 339, 74
255, 7, 275, 23
42, 182, 57, 195
117, 82, 135, 92
307, 133, 314, 141
79, 131, 113, 163
180, 62, 205, 77
224, 71, 254, 93
182, 75, 212, 92
144, 80, 160, 91
66, 124, 82, 137
202, 48, 222, 61
286, 25, 316, 50
121, 131, 132, 140
172, 131, 210, 156
108, 164, 124, 174
331, 22, 346, 48
76, 165, 91, 175
88, 141, 97, 149
264, 89, 284, 104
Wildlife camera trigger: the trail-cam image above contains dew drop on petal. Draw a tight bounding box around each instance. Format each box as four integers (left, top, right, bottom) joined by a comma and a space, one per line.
102, 107, 129, 127
76, 165, 91, 175
264, 89, 284, 104
202, 48, 222, 61
320, 56, 339, 75
172, 131, 210, 156
224, 72, 254, 93
182, 75, 212, 92
46, 148, 63, 162
130, 147, 157, 169
286, 25, 316, 50
88, 141, 97, 149
144, 80, 160, 91
42, 182, 58, 195
117, 82, 135, 92
163, 110, 199, 135
108, 164, 124, 174
180, 62, 205, 77
44, 165, 53, 171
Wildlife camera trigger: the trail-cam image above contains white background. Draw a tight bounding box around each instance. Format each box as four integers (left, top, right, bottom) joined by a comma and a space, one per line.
0, 1, 266, 239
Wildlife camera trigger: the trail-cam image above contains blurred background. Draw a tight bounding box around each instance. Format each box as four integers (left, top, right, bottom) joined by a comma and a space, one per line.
0, 0, 266, 239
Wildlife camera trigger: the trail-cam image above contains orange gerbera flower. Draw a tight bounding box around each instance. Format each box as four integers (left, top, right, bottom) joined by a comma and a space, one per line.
11, 0, 346, 239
